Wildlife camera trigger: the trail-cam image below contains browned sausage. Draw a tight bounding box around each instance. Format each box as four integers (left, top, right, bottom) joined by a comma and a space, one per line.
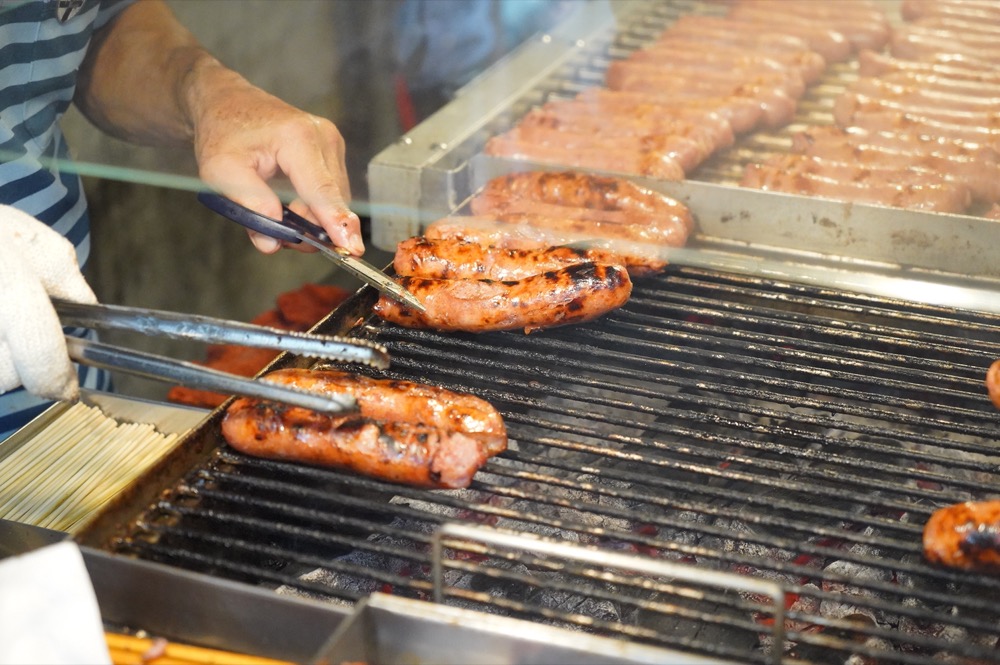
724, 5, 853, 62
604, 65, 800, 129
740, 162, 971, 214
514, 101, 734, 171
484, 130, 686, 181
834, 92, 1000, 134
573, 87, 765, 135
923, 500, 1000, 573
422, 216, 667, 278
667, 15, 815, 53
986, 360, 1000, 410
858, 49, 1000, 87
754, 153, 972, 207
471, 171, 694, 231
374, 263, 632, 334
222, 404, 488, 489
790, 125, 1000, 163
790, 135, 1000, 205
394, 237, 627, 282
732, 0, 890, 52
634, 41, 827, 85
256, 368, 507, 455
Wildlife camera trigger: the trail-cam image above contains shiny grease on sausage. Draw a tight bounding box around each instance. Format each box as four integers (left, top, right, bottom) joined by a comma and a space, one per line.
375, 262, 633, 334
221, 369, 508, 488
923, 500, 1000, 573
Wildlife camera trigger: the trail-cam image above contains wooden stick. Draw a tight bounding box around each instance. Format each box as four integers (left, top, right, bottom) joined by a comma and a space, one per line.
105, 633, 296, 665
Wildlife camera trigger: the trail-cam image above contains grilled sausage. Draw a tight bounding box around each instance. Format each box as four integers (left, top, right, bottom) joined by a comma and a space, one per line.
604, 65, 800, 129
986, 360, 1000, 410
834, 106, 1000, 152
758, 153, 970, 200
903, 0, 1000, 23
471, 171, 694, 230
627, 43, 825, 85
834, 92, 1000, 134
484, 130, 685, 181
221, 368, 508, 488
791, 125, 999, 163
574, 87, 764, 135
222, 403, 488, 489
732, 0, 890, 52
394, 237, 628, 282
517, 100, 735, 167
848, 76, 1000, 113
923, 500, 1000, 573
254, 368, 507, 455
374, 263, 632, 334
890, 29, 1000, 66
790, 135, 1000, 204
667, 15, 816, 54
858, 49, 1000, 87
423, 216, 668, 278
724, 5, 853, 62
741, 162, 971, 214
502, 116, 717, 174
606, 60, 807, 99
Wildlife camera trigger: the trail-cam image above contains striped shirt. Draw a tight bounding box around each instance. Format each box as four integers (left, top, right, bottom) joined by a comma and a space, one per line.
0, 0, 134, 439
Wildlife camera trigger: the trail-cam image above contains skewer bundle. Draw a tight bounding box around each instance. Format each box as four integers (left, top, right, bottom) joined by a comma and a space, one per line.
0, 402, 181, 533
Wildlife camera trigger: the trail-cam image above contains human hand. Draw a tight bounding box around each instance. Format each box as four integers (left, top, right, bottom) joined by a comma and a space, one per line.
186, 62, 364, 256
0, 206, 97, 402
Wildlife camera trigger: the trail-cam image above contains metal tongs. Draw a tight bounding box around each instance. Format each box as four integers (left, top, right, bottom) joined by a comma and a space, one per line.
56, 298, 390, 415
197, 192, 426, 313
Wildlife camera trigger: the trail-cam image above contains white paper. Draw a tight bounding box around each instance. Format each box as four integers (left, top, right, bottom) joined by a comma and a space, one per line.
0, 541, 111, 665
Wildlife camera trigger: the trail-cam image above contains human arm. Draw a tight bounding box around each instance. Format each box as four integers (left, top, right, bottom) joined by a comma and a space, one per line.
73, 0, 363, 255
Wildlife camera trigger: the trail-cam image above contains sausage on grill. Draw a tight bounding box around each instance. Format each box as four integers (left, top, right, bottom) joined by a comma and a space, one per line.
986, 359, 1000, 410
471, 171, 694, 230
423, 216, 667, 278
923, 500, 1000, 573
374, 262, 632, 334
254, 368, 507, 455
394, 237, 625, 282
221, 369, 508, 488
223, 405, 487, 489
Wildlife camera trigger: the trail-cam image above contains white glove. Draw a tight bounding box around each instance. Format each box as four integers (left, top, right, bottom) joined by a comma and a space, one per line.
0, 206, 98, 402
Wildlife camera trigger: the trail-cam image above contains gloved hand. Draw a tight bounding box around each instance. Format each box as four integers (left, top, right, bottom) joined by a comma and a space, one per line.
0, 206, 98, 402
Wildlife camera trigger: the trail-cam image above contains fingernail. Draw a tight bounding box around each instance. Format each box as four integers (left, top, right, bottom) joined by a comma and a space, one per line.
351, 236, 365, 255
253, 236, 282, 253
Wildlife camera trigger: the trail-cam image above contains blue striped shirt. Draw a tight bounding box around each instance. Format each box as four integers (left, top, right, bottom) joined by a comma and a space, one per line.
0, 0, 134, 439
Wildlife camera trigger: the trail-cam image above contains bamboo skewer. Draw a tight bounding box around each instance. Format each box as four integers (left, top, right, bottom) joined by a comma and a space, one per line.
105, 633, 296, 665
0, 402, 182, 533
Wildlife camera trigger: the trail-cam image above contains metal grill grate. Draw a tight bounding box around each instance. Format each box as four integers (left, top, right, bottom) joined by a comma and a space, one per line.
106, 266, 1000, 664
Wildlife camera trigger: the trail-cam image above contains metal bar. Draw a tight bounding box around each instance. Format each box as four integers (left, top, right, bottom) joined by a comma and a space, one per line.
65, 337, 357, 415
430, 523, 786, 665
55, 299, 389, 369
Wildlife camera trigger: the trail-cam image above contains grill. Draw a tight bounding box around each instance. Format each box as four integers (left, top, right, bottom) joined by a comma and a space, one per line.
77, 1, 1000, 663
80, 266, 1000, 664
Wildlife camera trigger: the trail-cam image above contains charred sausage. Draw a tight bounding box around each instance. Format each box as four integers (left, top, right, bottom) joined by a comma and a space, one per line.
423, 216, 668, 278
374, 262, 632, 334
255, 368, 507, 455
986, 360, 1000, 410
471, 171, 694, 230
923, 500, 1000, 573
394, 237, 627, 282
222, 404, 488, 489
